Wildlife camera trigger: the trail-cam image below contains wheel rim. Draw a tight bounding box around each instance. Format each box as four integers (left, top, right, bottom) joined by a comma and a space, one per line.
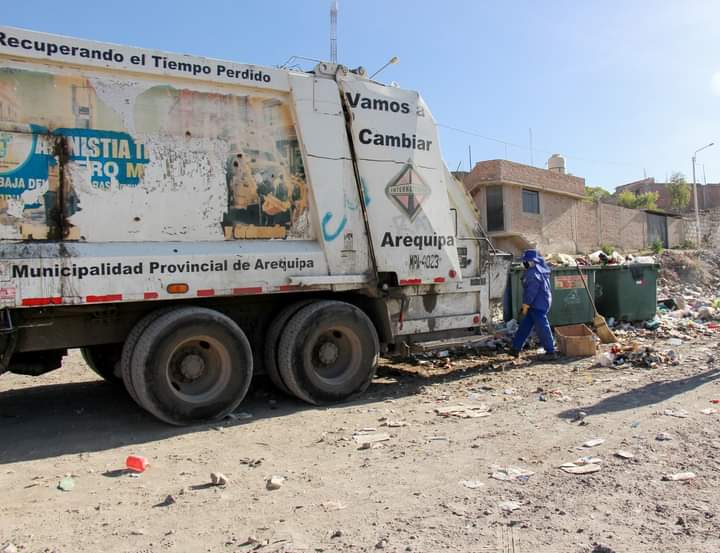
306, 325, 362, 384
164, 336, 232, 404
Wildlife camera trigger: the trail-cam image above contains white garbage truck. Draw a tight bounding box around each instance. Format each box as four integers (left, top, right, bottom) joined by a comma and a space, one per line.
0, 27, 510, 424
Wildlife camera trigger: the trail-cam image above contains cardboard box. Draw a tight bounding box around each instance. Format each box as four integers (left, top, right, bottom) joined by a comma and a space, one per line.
555, 324, 597, 357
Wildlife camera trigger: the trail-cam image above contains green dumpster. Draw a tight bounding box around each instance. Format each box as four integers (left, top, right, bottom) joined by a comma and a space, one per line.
594, 263, 658, 322
504, 265, 599, 327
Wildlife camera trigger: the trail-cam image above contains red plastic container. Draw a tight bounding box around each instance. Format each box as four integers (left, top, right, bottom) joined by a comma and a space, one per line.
126, 455, 149, 472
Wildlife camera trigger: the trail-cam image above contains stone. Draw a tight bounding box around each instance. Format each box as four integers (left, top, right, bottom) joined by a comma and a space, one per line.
266, 476, 285, 490
210, 472, 228, 486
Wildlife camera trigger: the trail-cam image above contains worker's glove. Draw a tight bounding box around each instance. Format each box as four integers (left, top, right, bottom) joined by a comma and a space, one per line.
521, 304, 530, 316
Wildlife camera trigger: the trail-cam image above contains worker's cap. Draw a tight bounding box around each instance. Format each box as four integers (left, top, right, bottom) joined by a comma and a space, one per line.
521, 249, 542, 262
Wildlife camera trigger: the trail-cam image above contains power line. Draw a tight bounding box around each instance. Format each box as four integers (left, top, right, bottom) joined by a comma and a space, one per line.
437, 122, 638, 168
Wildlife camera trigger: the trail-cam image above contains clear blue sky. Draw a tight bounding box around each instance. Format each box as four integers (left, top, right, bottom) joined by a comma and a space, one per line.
5, 0, 719, 189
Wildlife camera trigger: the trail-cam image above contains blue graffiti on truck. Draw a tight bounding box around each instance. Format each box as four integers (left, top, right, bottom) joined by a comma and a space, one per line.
321, 177, 372, 242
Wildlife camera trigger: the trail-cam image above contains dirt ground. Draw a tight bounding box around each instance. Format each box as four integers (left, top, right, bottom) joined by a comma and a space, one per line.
1, 330, 719, 553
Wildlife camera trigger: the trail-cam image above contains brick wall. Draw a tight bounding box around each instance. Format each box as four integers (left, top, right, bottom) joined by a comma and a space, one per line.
466, 160, 585, 196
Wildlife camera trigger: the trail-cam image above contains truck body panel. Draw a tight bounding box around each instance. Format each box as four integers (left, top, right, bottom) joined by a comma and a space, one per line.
0, 26, 510, 357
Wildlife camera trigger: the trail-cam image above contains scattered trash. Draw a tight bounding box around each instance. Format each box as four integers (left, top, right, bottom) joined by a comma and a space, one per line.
591, 545, 617, 553
668, 338, 683, 346
353, 431, 390, 448
375, 538, 388, 549
210, 472, 228, 486
57, 476, 75, 492
559, 457, 602, 474
490, 466, 535, 482
266, 475, 285, 490
596, 352, 615, 367
656, 432, 673, 441
126, 455, 149, 473
498, 500, 522, 513
130, 529, 146, 536
662, 472, 696, 482
630, 421, 641, 428
321, 501, 347, 512
571, 411, 588, 424
240, 458, 263, 468
434, 404, 491, 419
700, 408, 719, 415
710, 399, 720, 405
153, 494, 176, 508
581, 438, 605, 448
662, 409, 689, 418
331, 530, 343, 539
226, 412, 253, 421
1, 543, 18, 553
614, 450, 634, 459
380, 420, 408, 428
459, 479, 485, 490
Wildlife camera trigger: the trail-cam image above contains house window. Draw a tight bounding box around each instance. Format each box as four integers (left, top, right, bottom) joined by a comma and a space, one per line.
522, 189, 540, 214
486, 185, 504, 232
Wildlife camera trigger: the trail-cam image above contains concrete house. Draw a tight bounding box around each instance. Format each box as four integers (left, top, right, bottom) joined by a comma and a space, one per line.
462, 157, 686, 256
463, 156, 585, 255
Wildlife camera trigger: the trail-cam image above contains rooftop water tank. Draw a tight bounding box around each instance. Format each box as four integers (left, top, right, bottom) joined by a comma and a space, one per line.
548, 154, 566, 174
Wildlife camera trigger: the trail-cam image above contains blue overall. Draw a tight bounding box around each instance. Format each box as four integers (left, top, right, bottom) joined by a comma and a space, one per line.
511, 250, 555, 353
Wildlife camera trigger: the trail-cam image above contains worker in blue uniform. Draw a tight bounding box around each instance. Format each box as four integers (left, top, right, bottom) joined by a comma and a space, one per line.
510, 249, 558, 360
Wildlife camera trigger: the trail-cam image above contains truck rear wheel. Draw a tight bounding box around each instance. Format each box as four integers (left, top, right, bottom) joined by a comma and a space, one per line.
130, 307, 253, 425
81, 344, 123, 384
120, 307, 177, 404
277, 300, 379, 405
263, 300, 314, 395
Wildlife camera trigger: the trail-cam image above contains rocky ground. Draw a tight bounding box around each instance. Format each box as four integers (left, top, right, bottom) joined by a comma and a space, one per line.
1, 250, 719, 553
1, 336, 719, 553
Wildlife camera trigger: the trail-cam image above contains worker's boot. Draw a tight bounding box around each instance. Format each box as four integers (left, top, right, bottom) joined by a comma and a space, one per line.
509, 348, 521, 359
540, 351, 559, 361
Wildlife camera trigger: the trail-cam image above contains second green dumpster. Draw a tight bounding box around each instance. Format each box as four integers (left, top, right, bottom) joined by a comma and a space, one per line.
594, 263, 658, 322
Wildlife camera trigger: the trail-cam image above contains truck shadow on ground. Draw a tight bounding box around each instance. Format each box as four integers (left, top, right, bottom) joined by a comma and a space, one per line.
0, 352, 542, 465
557, 366, 720, 420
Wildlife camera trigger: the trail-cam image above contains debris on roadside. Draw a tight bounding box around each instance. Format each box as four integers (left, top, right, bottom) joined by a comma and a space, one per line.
490, 466, 535, 482
434, 404, 491, 419
655, 432, 673, 442
153, 494, 176, 508
498, 500, 522, 513
126, 455, 149, 473
266, 476, 285, 490
352, 430, 391, 449
580, 438, 605, 449
459, 479, 485, 490
560, 455, 603, 474
661, 409, 689, 418
239, 457, 264, 468
661, 472, 696, 482
614, 450, 635, 460
57, 476, 75, 492
210, 472, 228, 486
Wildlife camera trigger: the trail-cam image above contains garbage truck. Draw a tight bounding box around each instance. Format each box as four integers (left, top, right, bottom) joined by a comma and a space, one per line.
0, 27, 510, 424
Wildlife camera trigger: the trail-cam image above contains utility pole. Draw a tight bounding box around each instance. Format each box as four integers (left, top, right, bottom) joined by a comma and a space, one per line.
692, 142, 715, 245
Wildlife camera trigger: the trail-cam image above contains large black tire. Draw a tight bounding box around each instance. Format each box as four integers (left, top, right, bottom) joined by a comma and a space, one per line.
263, 300, 314, 395
81, 344, 123, 384
120, 307, 177, 405
130, 307, 253, 425
277, 300, 379, 405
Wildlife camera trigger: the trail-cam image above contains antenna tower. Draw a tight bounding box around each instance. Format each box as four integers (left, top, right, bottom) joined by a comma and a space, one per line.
330, 1, 338, 63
